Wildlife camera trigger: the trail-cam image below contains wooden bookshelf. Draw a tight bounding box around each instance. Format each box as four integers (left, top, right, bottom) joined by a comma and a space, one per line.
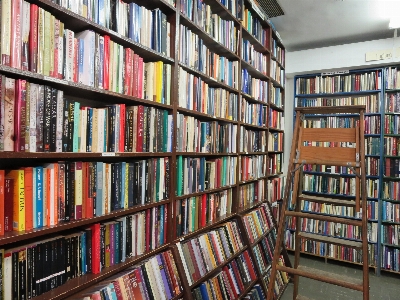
0, 0, 286, 298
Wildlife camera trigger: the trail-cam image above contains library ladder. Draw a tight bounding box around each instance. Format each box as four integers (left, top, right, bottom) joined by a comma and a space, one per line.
267, 106, 369, 300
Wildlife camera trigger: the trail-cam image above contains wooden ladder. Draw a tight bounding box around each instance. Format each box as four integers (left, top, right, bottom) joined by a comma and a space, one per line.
267, 106, 369, 300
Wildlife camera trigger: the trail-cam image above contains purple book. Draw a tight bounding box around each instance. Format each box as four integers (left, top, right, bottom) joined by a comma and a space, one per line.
110, 222, 115, 266
156, 254, 173, 299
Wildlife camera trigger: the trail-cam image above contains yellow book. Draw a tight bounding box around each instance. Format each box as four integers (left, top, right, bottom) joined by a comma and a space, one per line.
7, 169, 25, 232
43, 10, 51, 76
203, 234, 218, 268
124, 162, 129, 209
153, 62, 158, 102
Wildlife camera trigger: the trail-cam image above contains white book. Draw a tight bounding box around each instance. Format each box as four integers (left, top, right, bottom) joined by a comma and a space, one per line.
3, 252, 12, 300
75, 30, 95, 86
64, 29, 75, 81
149, 256, 167, 300
176, 241, 193, 285
29, 83, 38, 152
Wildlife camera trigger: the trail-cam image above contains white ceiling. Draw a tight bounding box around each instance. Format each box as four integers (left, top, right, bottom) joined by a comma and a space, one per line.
270, 0, 399, 51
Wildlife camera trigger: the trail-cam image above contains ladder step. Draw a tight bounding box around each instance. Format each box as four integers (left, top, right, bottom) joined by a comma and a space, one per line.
276, 265, 363, 292
299, 194, 356, 206
298, 232, 363, 248
285, 211, 362, 226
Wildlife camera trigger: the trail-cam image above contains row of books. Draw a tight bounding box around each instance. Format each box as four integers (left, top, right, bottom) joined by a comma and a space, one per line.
302, 116, 357, 129
179, 25, 239, 88
303, 174, 356, 196
295, 71, 382, 94
385, 115, 400, 134
242, 203, 274, 243
241, 70, 269, 102
284, 232, 377, 266
176, 220, 244, 285
252, 230, 276, 273
384, 136, 400, 156
270, 87, 283, 108
270, 61, 284, 86
1, 2, 172, 93
0, 207, 168, 298
191, 250, 258, 300
304, 161, 379, 180
241, 40, 268, 75
366, 137, 381, 155
381, 245, 400, 272
268, 132, 283, 152
269, 153, 282, 175
267, 177, 285, 203
385, 67, 400, 90
176, 114, 237, 153
240, 155, 267, 181
176, 156, 237, 196
0, 158, 169, 233
238, 180, 267, 209
269, 108, 284, 130
263, 260, 289, 299
177, 68, 238, 120
384, 93, 400, 113
382, 201, 400, 223
239, 128, 267, 153
241, 7, 269, 49
79, 250, 182, 300
295, 94, 380, 113
385, 158, 400, 178
241, 100, 268, 126
180, 0, 238, 53
272, 38, 285, 66
382, 181, 400, 201
175, 189, 233, 237
300, 200, 379, 221
382, 224, 400, 246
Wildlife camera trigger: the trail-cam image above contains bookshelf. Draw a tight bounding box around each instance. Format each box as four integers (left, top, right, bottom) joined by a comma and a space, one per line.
0, 0, 287, 299
291, 68, 383, 274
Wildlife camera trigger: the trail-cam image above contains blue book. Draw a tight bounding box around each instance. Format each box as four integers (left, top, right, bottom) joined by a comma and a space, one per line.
120, 162, 126, 209
199, 283, 210, 300
87, 107, 93, 152
81, 232, 87, 274
199, 157, 205, 191
78, 38, 84, 83
160, 205, 165, 245
99, 36, 104, 88
114, 222, 120, 264
32, 167, 37, 228
117, 217, 126, 262
98, 0, 104, 26
35, 167, 44, 228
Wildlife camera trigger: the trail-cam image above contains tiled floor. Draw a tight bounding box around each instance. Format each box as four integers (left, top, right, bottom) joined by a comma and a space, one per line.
280, 254, 400, 300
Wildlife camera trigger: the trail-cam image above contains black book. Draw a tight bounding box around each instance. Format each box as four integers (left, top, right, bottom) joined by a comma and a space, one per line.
138, 161, 143, 205
126, 216, 132, 257
118, 220, 124, 262
62, 98, 70, 152
125, 109, 133, 152
12, 250, 19, 300
58, 238, 66, 286
78, 234, 83, 277
26, 246, 33, 299
145, 160, 150, 204
85, 228, 93, 274
50, 88, 58, 152
164, 158, 169, 199
128, 163, 134, 208
100, 224, 106, 270
35, 243, 43, 296
18, 248, 26, 300
65, 237, 72, 281
71, 235, 78, 279
140, 264, 154, 300
43, 240, 51, 293
67, 100, 75, 152
108, 105, 116, 152
176, 200, 182, 237
110, 0, 117, 32
50, 239, 57, 290
143, 107, 148, 152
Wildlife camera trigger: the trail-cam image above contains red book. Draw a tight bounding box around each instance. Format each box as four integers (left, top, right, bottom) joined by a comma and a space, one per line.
136, 105, 144, 152
103, 35, 110, 90
29, 4, 38, 72
119, 104, 125, 152
14, 79, 26, 152
221, 266, 236, 298
4, 178, 14, 232
129, 50, 135, 96
121, 273, 134, 300
242, 250, 257, 280
10, 0, 22, 69
201, 194, 207, 227
186, 241, 200, 281
124, 48, 131, 96
91, 223, 101, 274
145, 208, 151, 252
0, 170, 4, 235
162, 251, 180, 295
232, 260, 245, 290
129, 268, 146, 299
24, 167, 33, 231
138, 57, 144, 98
132, 54, 139, 97
73, 38, 78, 83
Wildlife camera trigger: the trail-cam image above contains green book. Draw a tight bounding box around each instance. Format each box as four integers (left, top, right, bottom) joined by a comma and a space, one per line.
177, 156, 183, 196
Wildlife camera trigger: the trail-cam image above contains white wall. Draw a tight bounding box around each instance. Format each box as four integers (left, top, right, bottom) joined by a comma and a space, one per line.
282, 36, 400, 173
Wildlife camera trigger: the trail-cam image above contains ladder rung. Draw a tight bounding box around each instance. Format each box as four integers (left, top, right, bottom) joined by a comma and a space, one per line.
298, 232, 363, 248
299, 194, 356, 206
276, 265, 363, 292
295, 105, 366, 114
285, 211, 363, 226
293, 158, 359, 167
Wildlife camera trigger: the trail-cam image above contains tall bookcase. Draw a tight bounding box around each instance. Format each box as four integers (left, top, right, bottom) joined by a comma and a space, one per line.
290, 68, 383, 274
0, 0, 287, 299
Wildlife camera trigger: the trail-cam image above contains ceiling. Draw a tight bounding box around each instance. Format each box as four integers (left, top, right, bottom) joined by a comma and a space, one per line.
270, 0, 398, 51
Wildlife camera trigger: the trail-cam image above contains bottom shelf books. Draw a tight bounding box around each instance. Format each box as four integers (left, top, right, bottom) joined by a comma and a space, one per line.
242, 284, 266, 300
0, 204, 168, 299
191, 250, 258, 300
78, 249, 183, 300
381, 245, 400, 272
263, 256, 289, 300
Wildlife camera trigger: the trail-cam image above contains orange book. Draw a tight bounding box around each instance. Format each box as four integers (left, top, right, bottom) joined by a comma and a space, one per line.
46, 167, 51, 227
53, 163, 59, 226
7, 169, 25, 232
24, 167, 33, 231
0, 170, 4, 235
